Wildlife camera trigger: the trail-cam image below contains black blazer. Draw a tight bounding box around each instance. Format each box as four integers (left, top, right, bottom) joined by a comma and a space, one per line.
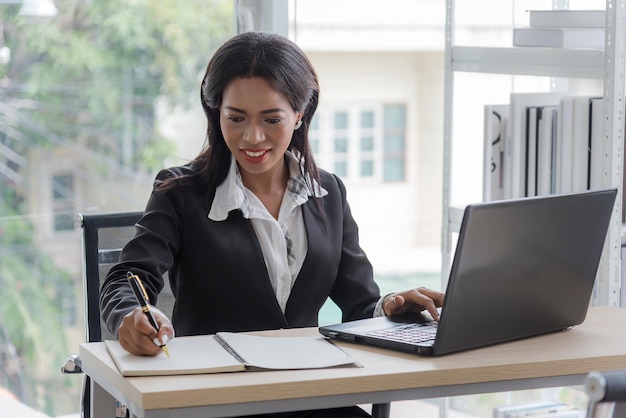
100, 166, 381, 337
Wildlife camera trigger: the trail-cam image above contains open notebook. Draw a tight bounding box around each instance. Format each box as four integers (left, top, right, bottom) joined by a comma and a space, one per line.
104, 332, 359, 376
320, 188, 617, 356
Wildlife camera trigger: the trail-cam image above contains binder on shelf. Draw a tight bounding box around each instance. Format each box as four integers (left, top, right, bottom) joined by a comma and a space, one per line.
507, 92, 564, 198
556, 96, 575, 194
589, 97, 604, 190
525, 107, 539, 197
527, 9, 606, 28
513, 27, 605, 49
483, 104, 508, 201
556, 95, 599, 194
571, 96, 595, 192
536, 106, 558, 196
524, 105, 560, 197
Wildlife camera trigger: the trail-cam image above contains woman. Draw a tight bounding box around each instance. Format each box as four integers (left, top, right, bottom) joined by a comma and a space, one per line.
100, 31, 444, 418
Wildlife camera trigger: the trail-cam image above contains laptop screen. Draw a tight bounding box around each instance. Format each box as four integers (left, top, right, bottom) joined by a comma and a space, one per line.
433, 188, 616, 354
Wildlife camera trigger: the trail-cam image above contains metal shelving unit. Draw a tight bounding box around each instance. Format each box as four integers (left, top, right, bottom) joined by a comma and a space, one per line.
442, 0, 625, 306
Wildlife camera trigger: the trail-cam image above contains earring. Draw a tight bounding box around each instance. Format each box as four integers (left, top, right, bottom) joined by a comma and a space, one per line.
294, 120, 303, 130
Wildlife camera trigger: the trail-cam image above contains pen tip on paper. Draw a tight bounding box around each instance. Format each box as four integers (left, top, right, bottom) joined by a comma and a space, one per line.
153, 336, 170, 357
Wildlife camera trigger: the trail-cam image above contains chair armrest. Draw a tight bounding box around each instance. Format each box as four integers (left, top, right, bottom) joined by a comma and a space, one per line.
585, 370, 626, 403
61, 353, 83, 374
585, 370, 626, 418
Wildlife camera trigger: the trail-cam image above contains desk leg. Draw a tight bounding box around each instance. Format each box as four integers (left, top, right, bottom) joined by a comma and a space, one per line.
90, 378, 117, 418
371, 402, 390, 418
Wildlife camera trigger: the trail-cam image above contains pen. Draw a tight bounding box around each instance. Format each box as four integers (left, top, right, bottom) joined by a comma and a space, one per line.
127, 271, 170, 357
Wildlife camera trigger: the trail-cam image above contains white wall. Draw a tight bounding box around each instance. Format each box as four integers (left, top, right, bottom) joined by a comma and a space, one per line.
308, 50, 444, 273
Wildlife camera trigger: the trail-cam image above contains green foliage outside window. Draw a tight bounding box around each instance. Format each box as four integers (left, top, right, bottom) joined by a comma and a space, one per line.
0, 1, 233, 415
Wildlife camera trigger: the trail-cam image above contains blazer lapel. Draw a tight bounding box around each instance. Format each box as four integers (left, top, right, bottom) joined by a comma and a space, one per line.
229, 211, 289, 325
285, 199, 339, 323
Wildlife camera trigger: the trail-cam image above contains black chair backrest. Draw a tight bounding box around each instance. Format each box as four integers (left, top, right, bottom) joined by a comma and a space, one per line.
78, 212, 175, 342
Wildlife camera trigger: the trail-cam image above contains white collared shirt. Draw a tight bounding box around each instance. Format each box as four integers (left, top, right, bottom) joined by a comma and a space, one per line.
208, 151, 327, 313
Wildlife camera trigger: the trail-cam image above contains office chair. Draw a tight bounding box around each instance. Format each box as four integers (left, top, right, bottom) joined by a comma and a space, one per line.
585, 370, 626, 418
65, 211, 389, 418
62, 211, 175, 418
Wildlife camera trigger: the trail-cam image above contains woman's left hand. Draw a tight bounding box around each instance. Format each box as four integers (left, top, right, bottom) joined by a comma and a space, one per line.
383, 287, 445, 321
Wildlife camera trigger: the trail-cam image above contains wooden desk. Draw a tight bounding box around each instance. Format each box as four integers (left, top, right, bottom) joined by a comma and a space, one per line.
80, 306, 626, 418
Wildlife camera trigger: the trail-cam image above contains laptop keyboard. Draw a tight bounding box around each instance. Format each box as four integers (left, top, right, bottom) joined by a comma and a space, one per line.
367, 322, 438, 344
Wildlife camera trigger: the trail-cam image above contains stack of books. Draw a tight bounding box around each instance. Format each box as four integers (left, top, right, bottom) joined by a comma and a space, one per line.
513, 9, 605, 49
493, 400, 582, 417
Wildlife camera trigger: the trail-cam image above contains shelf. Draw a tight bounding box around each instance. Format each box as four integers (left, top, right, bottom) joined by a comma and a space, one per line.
443, 2, 625, 306
451, 46, 604, 79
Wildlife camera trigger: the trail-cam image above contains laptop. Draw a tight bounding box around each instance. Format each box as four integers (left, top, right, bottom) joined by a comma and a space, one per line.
320, 188, 617, 356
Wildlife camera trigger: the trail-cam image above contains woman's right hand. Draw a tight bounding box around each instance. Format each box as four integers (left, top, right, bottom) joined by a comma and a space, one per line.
118, 306, 175, 356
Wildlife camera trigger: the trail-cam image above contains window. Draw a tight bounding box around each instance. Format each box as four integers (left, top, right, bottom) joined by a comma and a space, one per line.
312, 104, 408, 183
1, 1, 234, 415
332, 111, 349, 177
309, 114, 320, 154
382, 104, 406, 182
359, 110, 375, 177
52, 174, 75, 231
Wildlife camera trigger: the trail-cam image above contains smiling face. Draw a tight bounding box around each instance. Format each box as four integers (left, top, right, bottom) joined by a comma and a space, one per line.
220, 76, 301, 188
